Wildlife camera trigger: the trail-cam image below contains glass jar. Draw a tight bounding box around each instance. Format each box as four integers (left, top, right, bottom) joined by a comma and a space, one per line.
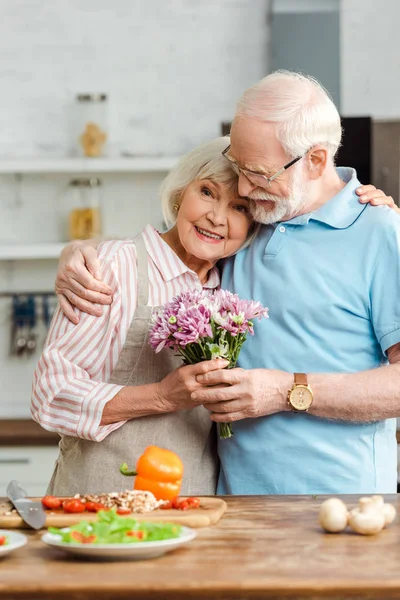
67, 178, 102, 240
75, 94, 108, 157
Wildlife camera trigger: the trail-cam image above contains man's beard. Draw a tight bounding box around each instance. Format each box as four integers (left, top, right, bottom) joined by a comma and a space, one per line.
248, 165, 309, 225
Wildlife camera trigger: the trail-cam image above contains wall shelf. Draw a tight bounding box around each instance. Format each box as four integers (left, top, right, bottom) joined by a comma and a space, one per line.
0, 243, 66, 260
0, 157, 180, 174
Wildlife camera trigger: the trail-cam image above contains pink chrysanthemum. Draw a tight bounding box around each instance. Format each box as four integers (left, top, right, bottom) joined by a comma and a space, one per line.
148, 288, 269, 439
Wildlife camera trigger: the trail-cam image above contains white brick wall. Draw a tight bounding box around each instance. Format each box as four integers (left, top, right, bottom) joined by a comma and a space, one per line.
0, 0, 269, 158
0, 0, 270, 416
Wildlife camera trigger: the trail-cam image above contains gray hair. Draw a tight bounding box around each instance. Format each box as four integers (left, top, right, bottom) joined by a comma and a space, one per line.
160, 137, 260, 250
235, 70, 342, 159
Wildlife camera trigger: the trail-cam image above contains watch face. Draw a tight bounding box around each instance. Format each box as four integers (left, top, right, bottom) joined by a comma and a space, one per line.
290, 385, 313, 410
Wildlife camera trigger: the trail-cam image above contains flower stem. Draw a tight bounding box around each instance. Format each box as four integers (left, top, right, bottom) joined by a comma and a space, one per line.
219, 422, 234, 439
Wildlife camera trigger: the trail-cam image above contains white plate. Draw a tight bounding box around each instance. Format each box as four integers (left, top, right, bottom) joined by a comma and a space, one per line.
0, 530, 27, 558
41, 525, 196, 560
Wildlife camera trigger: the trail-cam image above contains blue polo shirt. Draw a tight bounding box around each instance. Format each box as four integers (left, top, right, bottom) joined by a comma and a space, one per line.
218, 168, 400, 494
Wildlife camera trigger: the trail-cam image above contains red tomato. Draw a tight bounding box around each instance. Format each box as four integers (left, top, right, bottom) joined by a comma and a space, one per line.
178, 500, 190, 511
41, 496, 62, 510
116, 508, 131, 515
0, 536, 6, 546
62, 499, 86, 513
171, 496, 181, 509
70, 531, 84, 542
82, 535, 97, 544
70, 531, 97, 544
160, 501, 173, 510
85, 502, 106, 513
126, 530, 145, 539
186, 497, 201, 509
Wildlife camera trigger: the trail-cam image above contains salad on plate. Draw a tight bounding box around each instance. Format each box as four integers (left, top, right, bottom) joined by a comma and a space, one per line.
48, 508, 183, 544
41, 509, 196, 560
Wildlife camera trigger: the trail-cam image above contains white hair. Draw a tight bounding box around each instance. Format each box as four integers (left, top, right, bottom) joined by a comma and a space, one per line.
235, 70, 342, 159
160, 137, 260, 250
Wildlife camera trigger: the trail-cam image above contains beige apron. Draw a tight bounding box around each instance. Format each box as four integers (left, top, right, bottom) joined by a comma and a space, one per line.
47, 234, 218, 496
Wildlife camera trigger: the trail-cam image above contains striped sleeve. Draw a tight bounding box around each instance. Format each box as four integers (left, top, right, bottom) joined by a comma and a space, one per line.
31, 242, 138, 442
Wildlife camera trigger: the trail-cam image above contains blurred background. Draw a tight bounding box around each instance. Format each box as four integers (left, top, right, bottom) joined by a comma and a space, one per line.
0, 0, 399, 492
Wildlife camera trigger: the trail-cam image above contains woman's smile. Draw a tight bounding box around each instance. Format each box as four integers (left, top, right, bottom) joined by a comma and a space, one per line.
193, 225, 225, 244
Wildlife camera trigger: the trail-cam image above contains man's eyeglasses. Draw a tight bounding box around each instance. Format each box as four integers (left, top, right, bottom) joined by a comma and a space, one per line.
222, 144, 303, 188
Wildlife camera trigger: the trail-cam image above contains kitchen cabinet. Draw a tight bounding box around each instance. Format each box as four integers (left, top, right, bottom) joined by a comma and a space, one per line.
0, 446, 59, 497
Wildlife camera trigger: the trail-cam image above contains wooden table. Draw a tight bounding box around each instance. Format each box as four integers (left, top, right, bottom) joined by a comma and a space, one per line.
1, 494, 400, 600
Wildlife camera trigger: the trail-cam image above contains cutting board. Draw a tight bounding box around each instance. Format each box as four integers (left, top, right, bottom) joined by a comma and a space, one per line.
0, 497, 227, 529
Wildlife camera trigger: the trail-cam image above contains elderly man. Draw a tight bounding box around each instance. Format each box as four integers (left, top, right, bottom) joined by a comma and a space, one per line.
52, 70, 400, 495
191, 70, 400, 494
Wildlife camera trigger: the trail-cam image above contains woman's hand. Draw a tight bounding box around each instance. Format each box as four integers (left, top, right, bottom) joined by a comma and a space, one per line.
55, 241, 113, 324
156, 359, 229, 413
356, 185, 400, 214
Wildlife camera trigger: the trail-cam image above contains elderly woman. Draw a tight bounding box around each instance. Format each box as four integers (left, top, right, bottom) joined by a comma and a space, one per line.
31, 137, 257, 496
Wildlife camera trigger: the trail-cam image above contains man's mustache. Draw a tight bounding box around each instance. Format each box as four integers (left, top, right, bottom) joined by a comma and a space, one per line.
246, 190, 282, 202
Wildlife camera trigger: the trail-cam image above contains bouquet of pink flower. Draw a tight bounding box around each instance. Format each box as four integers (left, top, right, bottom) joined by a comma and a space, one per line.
149, 289, 269, 439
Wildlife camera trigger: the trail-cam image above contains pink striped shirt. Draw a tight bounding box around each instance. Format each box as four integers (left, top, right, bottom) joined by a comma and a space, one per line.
31, 225, 220, 442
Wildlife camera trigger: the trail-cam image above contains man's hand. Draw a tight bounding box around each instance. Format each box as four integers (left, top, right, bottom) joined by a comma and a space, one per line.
156, 359, 229, 413
191, 368, 291, 423
55, 241, 113, 323
356, 185, 400, 214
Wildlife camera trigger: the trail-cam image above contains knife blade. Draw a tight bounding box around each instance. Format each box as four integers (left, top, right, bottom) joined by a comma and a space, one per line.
6, 480, 46, 530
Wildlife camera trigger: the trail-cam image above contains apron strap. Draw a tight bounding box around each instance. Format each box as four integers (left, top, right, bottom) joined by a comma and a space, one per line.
132, 234, 149, 307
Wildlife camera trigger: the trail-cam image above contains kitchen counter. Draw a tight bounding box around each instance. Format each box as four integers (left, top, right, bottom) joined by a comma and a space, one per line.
0, 420, 59, 446
0, 494, 400, 599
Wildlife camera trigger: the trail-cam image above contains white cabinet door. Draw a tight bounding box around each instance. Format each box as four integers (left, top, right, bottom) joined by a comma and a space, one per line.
0, 446, 59, 497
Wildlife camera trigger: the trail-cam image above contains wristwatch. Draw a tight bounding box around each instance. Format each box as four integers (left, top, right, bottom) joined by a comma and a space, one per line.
287, 373, 314, 412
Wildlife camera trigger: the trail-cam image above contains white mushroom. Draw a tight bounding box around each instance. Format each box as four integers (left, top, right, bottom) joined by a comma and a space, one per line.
348, 497, 385, 535
318, 498, 349, 533
382, 503, 396, 526
370, 495, 396, 526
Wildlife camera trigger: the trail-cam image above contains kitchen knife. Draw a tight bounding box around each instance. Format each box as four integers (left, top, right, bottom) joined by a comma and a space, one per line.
6, 480, 46, 530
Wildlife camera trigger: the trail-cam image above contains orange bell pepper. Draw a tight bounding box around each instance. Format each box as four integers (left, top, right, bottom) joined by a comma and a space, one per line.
120, 445, 183, 501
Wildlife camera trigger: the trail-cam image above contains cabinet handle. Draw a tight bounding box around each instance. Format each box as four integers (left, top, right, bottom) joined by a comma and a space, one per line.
0, 459, 30, 465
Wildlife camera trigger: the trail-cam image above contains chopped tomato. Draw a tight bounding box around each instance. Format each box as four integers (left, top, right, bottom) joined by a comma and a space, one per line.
85, 502, 106, 513
70, 531, 97, 544
116, 508, 131, 515
41, 496, 62, 510
62, 499, 86, 513
171, 496, 181, 509
163, 496, 201, 510
0, 536, 6, 546
186, 497, 201, 509
126, 530, 145, 540
82, 535, 97, 544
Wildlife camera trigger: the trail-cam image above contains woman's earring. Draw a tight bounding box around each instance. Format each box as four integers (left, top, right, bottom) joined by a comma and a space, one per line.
173, 204, 179, 211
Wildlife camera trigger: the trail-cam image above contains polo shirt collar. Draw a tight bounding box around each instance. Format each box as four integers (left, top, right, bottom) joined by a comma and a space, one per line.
286, 167, 366, 229
142, 224, 220, 289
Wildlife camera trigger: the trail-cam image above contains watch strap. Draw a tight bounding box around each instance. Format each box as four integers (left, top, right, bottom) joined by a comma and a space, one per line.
294, 373, 308, 386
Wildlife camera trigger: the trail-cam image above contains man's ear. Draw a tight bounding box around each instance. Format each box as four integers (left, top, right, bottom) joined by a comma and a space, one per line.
306, 147, 328, 180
